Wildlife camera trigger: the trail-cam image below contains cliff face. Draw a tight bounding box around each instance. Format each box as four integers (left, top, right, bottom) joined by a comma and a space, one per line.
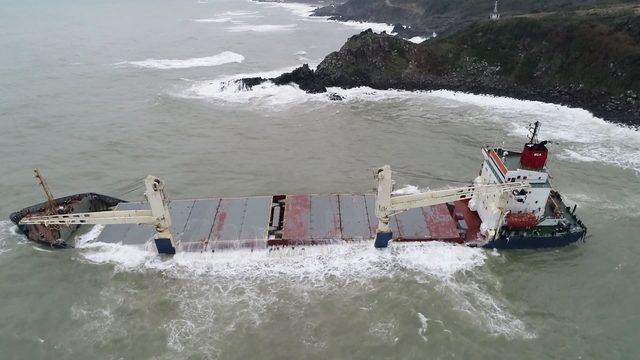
242, 13, 640, 125
315, 31, 416, 88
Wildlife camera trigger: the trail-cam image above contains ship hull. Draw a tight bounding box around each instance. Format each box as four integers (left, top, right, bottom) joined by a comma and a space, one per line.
10, 193, 586, 252
10, 193, 124, 248
482, 230, 586, 249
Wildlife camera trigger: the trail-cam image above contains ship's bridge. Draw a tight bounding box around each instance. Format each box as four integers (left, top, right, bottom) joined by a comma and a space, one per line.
483, 148, 550, 186
471, 145, 554, 237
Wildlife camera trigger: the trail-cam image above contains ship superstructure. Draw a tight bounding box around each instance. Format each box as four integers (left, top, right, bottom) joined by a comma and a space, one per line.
472, 122, 553, 238
11, 122, 586, 253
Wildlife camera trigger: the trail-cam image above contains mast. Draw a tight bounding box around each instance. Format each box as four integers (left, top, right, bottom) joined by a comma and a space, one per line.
21, 175, 177, 254
33, 168, 57, 215
528, 121, 541, 144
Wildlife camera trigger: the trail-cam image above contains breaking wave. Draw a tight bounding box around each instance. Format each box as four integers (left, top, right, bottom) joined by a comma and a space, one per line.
428, 91, 640, 174
226, 24, 296, 32
0, 221, 19, 255
255, 1, 316, 18
118, 51, 244, 69
252, 0, 395, 34
73, 223, 534, 341
322, 19, 395, 33
0, 221, 13, 254
181, 69, 640, 173
215, 10, 261, 17
192, 17, 237, 23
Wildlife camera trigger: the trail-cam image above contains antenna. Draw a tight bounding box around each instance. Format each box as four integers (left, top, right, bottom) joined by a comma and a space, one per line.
33, 168, 57, 215
528, 121, 541, 144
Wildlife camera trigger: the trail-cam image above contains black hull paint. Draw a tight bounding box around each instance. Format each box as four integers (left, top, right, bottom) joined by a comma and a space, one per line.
482, 230, 586, 249
9, 193, 124, 247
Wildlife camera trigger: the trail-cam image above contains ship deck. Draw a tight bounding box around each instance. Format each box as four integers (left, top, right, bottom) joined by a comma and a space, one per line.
95, 194, 472, 252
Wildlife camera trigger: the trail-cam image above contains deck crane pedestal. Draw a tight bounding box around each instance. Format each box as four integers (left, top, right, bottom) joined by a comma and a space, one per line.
373, 165, 529, 248
20, 176, 177, 254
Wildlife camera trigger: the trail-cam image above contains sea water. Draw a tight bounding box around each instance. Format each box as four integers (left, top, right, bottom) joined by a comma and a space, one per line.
0, 0, 639, 358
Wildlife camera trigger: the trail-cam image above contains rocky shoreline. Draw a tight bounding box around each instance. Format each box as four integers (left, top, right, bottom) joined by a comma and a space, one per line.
240, 14, 640, 127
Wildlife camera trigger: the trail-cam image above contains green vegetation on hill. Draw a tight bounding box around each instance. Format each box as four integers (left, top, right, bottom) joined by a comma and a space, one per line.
244, 11, 640, 124
419, 13, 640, 95
314, 0, 639, 35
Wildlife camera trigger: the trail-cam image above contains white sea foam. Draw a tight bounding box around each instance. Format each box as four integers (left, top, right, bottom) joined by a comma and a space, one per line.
120, 51, 245, 69
563, 192, 640, 215
216, 10, 261, 17
183, 69, 640, 173
559, 149, 599, 163
74, 225, 159, 270
193, 10, 262, 24
75, 239, 486, 282
253, 1, 316, 17
0, 221, 15, 255
417, 312, 429, 342
447, 277, 535, 339
408, 36, 427, 44
251, 0, 394, 34
183, 77, 407, 107
180, 67, 314, 106
74, 225, 105, 247
192, 17, 237, 23
428, 90, 640, 173
79, 242, 157, 270
72, 239, 532, 339
392, 185, 429, 195
299, 16, 395, 34
226, 24, 296, 32
331, 19, 395, 33
31, 246, 55, 253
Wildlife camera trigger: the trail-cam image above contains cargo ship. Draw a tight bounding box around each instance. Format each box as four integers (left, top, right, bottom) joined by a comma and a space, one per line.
11, 122, 587, 254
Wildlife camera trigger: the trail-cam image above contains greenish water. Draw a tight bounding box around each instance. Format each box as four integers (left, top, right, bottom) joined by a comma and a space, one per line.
1, 0, 639, 359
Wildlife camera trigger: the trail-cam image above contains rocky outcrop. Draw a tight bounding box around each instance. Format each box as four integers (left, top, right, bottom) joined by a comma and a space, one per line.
241, 13, 640, 126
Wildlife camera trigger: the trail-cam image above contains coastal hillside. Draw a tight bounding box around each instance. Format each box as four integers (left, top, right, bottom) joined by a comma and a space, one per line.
242, 11, 640, 125
313, 0, 638, 36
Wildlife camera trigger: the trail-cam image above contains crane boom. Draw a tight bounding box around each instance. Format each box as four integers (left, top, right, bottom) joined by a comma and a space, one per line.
33, 168, 57, 215
19, 209, 155, 226
19, 175, 177, 254
388, 182, 527, 212
373, 165, 528, 248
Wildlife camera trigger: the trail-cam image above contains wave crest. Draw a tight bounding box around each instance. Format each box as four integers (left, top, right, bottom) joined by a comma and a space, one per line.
119, 51, 244, 69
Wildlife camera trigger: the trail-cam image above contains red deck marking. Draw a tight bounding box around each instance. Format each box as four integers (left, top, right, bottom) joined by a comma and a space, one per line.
282, 195, 311, 242
210, 210, 227, 240
454, 200, 483, 242
489, 150, 508, 175
422, 204, 460, 240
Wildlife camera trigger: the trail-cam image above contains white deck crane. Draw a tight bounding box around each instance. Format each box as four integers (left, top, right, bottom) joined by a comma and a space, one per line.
373, 165, 528, 248
20, 176, 177, 254
19, 167, 528, 252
